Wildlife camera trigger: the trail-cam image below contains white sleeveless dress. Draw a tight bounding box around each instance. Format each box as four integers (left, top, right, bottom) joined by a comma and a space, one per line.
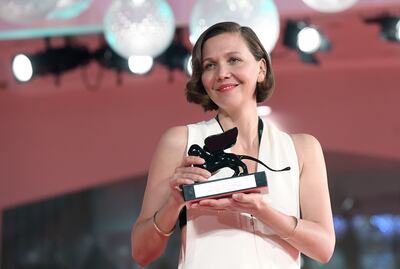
178, 118, 301, 269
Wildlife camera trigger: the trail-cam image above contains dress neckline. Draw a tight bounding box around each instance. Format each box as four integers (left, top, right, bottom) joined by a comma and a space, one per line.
214, 115, 264, 143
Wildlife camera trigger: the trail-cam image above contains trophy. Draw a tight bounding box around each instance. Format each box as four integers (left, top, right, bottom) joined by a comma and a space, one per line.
181, 127, 291, 202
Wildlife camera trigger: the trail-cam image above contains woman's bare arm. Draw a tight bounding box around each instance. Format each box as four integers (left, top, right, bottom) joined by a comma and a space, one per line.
131, 126, 210, 266
258, 134, 335, 262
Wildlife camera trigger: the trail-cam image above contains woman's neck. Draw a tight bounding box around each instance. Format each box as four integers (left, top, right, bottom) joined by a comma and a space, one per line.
217, 105, 260, 151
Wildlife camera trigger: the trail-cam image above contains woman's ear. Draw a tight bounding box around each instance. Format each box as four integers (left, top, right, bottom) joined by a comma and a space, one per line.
257, 58, 267, 82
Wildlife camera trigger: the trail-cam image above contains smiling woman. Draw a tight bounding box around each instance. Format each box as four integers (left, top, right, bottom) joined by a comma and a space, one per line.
131, 21, 335, 269
199, 32, 266, 113
186, 22, 274, 112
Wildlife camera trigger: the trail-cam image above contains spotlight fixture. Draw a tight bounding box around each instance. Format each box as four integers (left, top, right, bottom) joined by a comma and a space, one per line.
365, 14, 400, 42
283, 20, 331, 64
93, 45, 154, 76
128, 56, 154, 75
11, 38, 92, 84
156, 42, 191, 76
156, 28, 192, 77
12, 54, 33, 82
93, 45, 130, 73
10, 28, 192, 87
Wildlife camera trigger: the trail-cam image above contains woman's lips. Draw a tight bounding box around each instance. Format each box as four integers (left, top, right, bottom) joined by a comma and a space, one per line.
217, 84, 237, 92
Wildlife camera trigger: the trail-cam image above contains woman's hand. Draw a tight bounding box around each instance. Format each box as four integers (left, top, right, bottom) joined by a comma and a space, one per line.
193, 191, 267, 216
169, 156, 212, 205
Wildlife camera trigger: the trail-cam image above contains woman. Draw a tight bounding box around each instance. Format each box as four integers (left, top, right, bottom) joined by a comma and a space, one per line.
131, 22, 335, 269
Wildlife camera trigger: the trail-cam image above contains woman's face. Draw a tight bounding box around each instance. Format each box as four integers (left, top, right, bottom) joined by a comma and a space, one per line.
201, 32, 266, 112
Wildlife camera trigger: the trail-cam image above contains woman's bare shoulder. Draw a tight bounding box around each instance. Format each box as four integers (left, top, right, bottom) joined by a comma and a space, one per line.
156, 126, 188, 160
145, 125, 188, 191
157, 125, 188, 152
290, 133, 321, 149
290, 133, 324, 171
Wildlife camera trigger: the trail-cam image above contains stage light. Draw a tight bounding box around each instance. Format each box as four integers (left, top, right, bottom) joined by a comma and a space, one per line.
297, 27, 322, 54
257, 106, 272, 117
47, 0, 93, 20
94, 44, 129, 72
128, 56, 154, 75
301, 0, 358, 13
189, 0, 280, 53
185, 55, 193, 76
283, 20, 331, 64
94, 44, 154, 77
11, 39, 92, 84
365, 15, 400, 42
103, 0, 175, 58
10, 29, 195, 87
396, 20, 400, 40
12, 54, 33, 82
155, 34, 191, 76
370, 215, 400, 237
0, 0, 58, 24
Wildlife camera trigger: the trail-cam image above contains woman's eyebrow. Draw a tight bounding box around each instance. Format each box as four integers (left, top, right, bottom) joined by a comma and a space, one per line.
202, 51, 241, 63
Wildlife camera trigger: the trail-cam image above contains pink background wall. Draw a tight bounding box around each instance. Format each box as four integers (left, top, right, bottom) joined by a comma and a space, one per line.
1, 31, 399, 210
0, 0, 400, 255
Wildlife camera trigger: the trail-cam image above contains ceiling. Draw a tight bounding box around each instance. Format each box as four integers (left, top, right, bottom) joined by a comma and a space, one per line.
0, 0, 399, 214
0, 0, 399, 39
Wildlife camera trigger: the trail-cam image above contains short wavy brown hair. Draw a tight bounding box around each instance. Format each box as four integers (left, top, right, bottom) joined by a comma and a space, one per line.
185, 21, 275, 111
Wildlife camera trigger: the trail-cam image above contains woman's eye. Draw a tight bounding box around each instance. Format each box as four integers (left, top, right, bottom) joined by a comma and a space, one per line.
229, 57, 241, 64
203, 63, 215, 70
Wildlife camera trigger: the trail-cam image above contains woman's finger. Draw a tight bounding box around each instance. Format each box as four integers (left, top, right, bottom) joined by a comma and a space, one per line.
170, 177, 194, 186
232, 193, 246, 201
182, 156, 206, 166
198, 198, 232, 208
175, 166, 211, 179
232, 192, 262, 203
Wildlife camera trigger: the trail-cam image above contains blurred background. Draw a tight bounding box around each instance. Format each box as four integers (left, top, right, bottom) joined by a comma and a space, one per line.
0, 0, 399, 268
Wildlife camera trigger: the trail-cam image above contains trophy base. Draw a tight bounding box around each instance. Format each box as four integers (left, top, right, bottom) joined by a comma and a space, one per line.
182, 171, 268, 202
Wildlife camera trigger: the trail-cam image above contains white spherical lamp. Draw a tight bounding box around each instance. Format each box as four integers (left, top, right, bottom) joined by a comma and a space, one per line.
189, 0, 280, 53
302, 0, 358, 13
103, 0, 175, 59
47, 0, 93, 20
0, 0, 58, 24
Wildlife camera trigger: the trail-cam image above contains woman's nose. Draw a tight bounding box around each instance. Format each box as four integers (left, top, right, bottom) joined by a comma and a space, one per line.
216, 64, 231, 80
